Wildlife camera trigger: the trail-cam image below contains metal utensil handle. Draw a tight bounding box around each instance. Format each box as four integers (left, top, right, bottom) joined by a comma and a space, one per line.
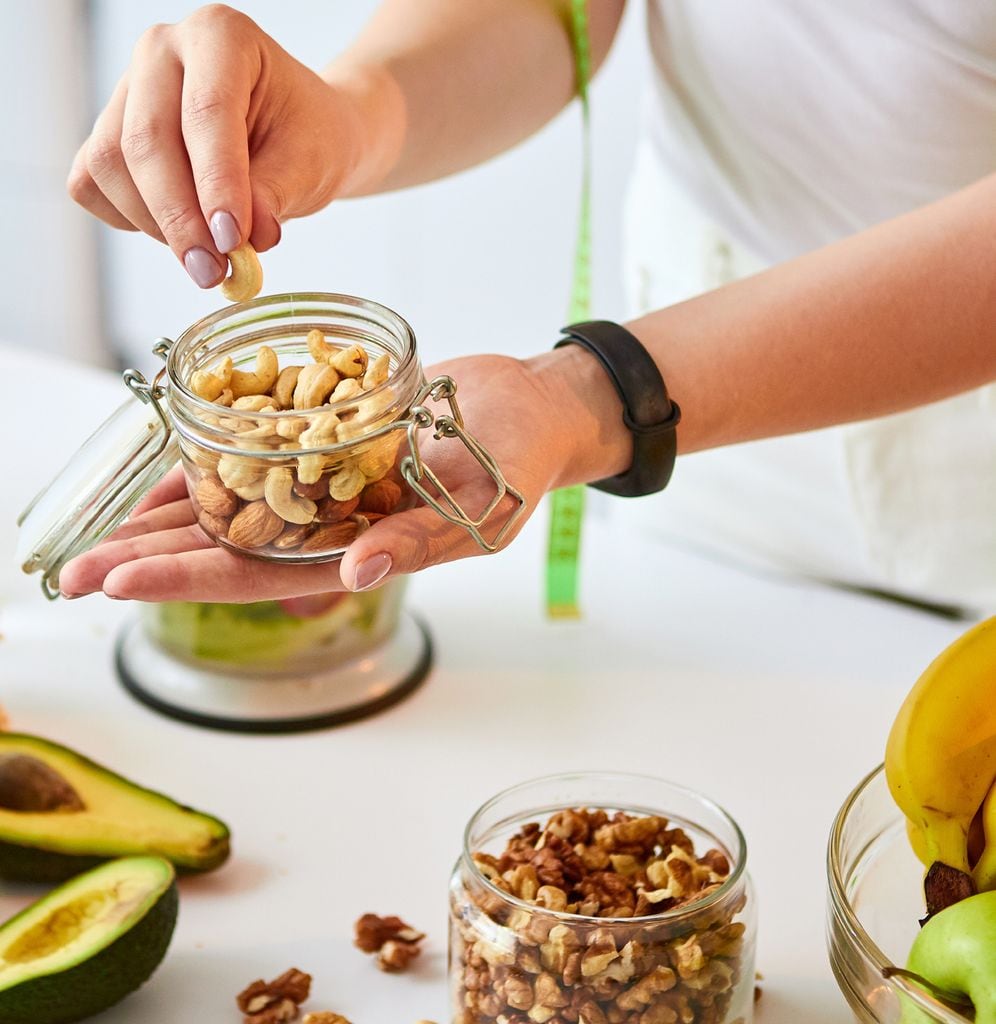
400, 376, 526, 553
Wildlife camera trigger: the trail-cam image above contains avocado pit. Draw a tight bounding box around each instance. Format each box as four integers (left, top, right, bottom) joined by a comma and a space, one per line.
0, 755, 85, 813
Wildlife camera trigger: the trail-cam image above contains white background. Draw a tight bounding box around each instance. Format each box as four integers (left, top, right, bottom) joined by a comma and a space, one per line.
0, 0, 647, 369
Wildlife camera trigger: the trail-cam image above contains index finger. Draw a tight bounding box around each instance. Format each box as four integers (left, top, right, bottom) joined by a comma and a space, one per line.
178, 25, 256, 253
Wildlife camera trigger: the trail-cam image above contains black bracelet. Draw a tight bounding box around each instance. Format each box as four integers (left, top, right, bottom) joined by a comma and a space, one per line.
555, 320, 681, 497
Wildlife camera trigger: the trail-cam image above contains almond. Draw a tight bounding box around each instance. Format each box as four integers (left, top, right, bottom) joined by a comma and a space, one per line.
196, 509, 231, 540
227, 500, 284, 549
272, 523, 313, 550
299, 521, 359, 553
314, 496, 359, 523
293, 476, 329, 502
195, 475, 239, 517
359, 479, 402, 516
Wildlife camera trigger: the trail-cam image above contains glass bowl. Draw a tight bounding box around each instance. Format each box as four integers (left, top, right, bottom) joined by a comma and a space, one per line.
826, 765, 971, 1023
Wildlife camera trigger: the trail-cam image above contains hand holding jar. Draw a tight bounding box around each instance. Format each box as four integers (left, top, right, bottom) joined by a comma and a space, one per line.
54, 307, 613, 604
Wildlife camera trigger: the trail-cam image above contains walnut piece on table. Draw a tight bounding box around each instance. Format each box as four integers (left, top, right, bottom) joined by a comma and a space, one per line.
353, 912, 426, 972
237, 968, 313, 1024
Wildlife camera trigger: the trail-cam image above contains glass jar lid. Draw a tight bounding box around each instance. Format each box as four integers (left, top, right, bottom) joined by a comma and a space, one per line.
17, 368, 177, 599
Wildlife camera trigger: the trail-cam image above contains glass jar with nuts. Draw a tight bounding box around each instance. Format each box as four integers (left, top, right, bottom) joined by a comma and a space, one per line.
168, 293, 518, 561
450, 773, 757, 1024
19, 293, 525, 597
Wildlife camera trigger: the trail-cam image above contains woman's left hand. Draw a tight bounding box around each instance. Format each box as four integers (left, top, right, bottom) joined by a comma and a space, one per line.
57, 351, 614, 603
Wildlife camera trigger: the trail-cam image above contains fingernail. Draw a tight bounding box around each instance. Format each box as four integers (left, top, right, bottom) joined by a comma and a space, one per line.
209, 210, 241, 253
183, 246, 222, 288
351, 552, 392, 591
61, 591, 81, 600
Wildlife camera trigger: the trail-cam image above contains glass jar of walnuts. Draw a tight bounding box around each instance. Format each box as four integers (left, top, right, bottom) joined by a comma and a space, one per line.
450, 773, 757, 1024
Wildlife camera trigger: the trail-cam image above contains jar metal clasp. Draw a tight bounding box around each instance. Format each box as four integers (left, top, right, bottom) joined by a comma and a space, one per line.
399, 376, 526, 553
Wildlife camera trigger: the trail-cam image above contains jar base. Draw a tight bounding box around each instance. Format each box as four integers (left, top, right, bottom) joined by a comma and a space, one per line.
114, 611, 432, 733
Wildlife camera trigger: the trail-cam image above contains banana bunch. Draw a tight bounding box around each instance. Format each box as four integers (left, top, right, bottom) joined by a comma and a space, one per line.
886, 617, 996, 892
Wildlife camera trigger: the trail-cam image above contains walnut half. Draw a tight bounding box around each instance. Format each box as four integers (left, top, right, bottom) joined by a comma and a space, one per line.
354, 913, 426, 972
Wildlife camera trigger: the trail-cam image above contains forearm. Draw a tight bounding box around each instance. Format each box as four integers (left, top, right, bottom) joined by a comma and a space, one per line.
534, 172, 996, 487
324, 0, 624, 196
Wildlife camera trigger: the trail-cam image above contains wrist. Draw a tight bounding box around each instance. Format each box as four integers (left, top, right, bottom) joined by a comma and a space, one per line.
524, 344, 632, 490
321, 63, 406, 198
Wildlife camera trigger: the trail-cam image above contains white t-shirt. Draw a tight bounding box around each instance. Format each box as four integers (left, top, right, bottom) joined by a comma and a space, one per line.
622, 0, 996, 613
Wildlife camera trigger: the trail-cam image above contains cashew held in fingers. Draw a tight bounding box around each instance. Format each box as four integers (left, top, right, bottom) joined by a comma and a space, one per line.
220, 242, 263, 302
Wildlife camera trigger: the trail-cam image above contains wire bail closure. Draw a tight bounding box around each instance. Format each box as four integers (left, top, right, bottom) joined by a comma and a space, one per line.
400, 376, 526, 553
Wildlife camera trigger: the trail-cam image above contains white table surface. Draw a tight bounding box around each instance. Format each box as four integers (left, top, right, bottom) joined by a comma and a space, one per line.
0, 345, 967, 1024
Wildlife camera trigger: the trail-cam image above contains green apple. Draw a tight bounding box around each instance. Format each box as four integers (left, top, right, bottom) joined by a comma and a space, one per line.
901, 890, 996, 1023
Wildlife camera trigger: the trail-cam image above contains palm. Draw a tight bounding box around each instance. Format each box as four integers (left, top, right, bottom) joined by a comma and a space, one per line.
59, 355, 563, 602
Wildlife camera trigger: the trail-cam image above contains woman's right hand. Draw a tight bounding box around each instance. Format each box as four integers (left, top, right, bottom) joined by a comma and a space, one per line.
67, 4, 394, 287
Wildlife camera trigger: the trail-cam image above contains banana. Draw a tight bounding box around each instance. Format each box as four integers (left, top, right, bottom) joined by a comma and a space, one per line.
972, 781, 996, 891
885, 617, 996, 888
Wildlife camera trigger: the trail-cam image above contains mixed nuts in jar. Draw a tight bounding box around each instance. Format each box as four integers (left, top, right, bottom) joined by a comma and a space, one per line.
170, 297, 424, 562
450, 774, 757, 1024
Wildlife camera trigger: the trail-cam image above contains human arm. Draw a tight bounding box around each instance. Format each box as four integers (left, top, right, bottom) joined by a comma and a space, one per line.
57, 170, 996, 602
67, 1, 625, 282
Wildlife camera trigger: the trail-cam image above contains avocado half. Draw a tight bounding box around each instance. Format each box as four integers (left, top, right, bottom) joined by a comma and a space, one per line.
0, 733, 230, 882
0, 855, 178, 1024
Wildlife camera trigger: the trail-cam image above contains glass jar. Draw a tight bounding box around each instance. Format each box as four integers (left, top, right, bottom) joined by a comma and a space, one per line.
169, 294, 424, 560
19, 292, 524, 596
826, 766, 970, 1024
450, 772, 757, 1024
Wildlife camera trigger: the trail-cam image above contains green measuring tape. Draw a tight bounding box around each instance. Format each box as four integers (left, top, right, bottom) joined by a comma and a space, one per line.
545, 0, 592, 619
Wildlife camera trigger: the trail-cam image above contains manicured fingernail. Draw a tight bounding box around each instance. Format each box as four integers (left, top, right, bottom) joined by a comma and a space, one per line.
209, 210, 241, 253
183, 246, 222, 288
61, 591, 81, 600
351, 553, 392, 591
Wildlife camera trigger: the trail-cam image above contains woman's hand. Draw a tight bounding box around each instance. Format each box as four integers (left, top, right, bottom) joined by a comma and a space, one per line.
57, 350, 621, 603
67, 4, 399, 287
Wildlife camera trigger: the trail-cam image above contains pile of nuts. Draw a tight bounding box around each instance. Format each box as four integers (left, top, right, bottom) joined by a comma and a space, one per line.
451, 809, 749, 1024
184, 329, 407, 559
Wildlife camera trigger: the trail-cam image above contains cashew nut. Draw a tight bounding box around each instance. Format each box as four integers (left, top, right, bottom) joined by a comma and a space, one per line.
293, 363, 340, 410
306, 328, 335, 363
190, 356, 234, 401
299, 410, 340, 448
230, 345, 279, 399
276, 417, 308, 441
297, 411, 341, 482
233, 479, 267, 501
264, 468, 318, 525
273, 365, 303, 409
231, 394, 279, 412
356, 433, 402, 479
216, 388, 234, 407
331, 344, 368, 379
362, 353, 390, 390
296, 454, 326, 485
328, 463, 367, 501
328, 378, 364, 407
217, 453, 266, 492
220, 242, 263, 303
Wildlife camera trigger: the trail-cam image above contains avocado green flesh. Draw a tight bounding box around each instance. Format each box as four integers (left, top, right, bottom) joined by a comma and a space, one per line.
0, 734, 229, 881
0, 856, 178, 1024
